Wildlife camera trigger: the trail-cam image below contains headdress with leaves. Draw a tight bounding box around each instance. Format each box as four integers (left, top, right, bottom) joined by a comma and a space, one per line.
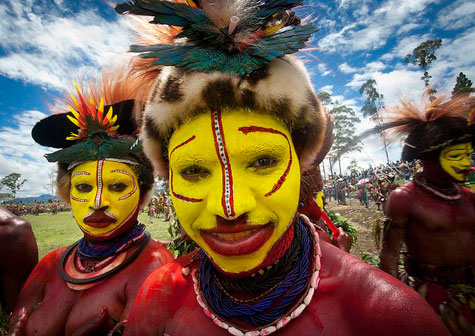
116, 0, 318, 75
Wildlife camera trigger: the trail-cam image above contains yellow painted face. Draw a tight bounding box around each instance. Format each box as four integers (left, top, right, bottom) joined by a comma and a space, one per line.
439, 142, 473, 182
169, 108, 300, 274
70, 160, 140, 240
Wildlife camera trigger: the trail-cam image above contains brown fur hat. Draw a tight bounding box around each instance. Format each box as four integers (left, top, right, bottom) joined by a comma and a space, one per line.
140, 55, 327, 177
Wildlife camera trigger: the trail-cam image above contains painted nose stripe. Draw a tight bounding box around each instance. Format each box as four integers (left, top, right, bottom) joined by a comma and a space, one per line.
94, 159, 105, 208
211, 108, 235, 219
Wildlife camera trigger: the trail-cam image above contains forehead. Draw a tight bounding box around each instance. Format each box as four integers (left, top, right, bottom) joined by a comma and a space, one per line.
169, 109, 292, 156
442, 142, 473, 152
71, 160, 137, 178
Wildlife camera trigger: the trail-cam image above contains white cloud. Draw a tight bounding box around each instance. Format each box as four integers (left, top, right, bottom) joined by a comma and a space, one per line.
339, 62, 358, 74
397, 23, 424, 35
0, 1, 134, 90
317, 63, 332, 76
346, 69, 424, 106
437, 0, 475, 30
318, 0, 438, 54
0, 110, 54, 197
319, 85, 334, 93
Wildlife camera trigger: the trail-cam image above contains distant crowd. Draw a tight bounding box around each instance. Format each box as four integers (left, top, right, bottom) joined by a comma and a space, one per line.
323, 160, 421, 213
4, 201, 70, 216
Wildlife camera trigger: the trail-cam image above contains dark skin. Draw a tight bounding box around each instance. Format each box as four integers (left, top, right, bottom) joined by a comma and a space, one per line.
7, 201, 173, 336
0, 207, 38, 313
124, 241, 449, 336
380, 156, 475, 278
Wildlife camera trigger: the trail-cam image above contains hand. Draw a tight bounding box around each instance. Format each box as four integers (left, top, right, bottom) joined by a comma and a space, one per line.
332, 228, 351, 252
439, 293, 475, 336
107, 319, 127, 336
72, 306, 109, 336
7, 307, 28, 336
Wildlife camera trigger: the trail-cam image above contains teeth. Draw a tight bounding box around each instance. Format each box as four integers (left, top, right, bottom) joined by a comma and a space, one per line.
213, 229, 257, 241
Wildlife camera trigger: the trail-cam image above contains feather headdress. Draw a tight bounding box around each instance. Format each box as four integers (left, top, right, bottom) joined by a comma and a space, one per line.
32, 67, 156, 202
116, 0, 318, 75
330, 94, 475, 162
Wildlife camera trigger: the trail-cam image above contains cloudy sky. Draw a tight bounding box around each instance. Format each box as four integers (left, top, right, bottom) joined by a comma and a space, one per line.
0, 0, 474, 196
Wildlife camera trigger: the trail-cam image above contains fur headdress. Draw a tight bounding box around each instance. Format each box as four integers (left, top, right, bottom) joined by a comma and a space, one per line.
117, 0, 327, 177
386, 95, 475, 161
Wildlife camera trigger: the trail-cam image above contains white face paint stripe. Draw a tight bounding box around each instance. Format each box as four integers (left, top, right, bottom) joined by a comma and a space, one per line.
71, 195, 88, 203
72, 171, 91, 178
111, 169, 137, 201
94, 159, 105, 208
211, 108, 235, 219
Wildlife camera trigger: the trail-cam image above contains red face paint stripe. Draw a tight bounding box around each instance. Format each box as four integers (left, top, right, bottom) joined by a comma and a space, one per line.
211, 108, 235, 219
238, 126, 292, 197
94, 159, 105, 208
111, 169, 137, 201
169, 135, 203, 203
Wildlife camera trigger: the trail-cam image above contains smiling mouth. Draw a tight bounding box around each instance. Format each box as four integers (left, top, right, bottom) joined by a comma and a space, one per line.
201, 224, 274, 256
452, 167, 471, 175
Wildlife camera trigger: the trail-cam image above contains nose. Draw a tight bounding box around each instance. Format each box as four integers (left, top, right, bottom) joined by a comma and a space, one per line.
88, 193, 111, 211
206, 175, 256, 220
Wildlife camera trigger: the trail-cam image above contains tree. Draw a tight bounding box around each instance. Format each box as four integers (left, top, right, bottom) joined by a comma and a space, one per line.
347, 160, 361, 175
0, 173, 27, 200
45, 167, 56, 196
359, 79, 390, 164
331, 104, 361, 175
404, 39, 442, 99
452, 72, 474, 98
317, 91, 333, 105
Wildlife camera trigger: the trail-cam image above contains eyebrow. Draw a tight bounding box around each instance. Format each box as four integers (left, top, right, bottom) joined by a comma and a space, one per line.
110, 169, 134, 179
72, 171, 91, 178
170, 135, 196, 158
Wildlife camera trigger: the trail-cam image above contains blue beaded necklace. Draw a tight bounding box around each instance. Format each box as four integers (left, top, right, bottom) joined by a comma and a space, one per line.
198, 218, 312, 327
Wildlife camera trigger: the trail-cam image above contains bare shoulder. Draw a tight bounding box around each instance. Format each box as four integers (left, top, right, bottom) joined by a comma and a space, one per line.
318, 241, 449, 335
0, 207, 33, 234
386, 182, 416, 218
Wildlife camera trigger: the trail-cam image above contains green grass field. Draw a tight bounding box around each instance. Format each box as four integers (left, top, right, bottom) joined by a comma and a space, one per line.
22, 211, 172, 258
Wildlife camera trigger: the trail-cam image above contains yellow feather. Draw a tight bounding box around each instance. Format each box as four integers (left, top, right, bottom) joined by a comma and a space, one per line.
105, 106, 113, 122
98, 98, 104, 119
68, 106, 80, 119
67, 115, 80, 127
70, 93, 80, 110
110, 114, 118, 126
66, 134, 80, 141
110, 125, 120, 131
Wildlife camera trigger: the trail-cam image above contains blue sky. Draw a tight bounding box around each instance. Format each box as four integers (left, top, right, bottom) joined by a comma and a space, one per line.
0, 0, 474, 196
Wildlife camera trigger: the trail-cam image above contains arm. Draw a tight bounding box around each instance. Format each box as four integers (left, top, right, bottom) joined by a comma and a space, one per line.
379, 188, 411, 278
7, 249, 60, 335
0, 209, 38, 312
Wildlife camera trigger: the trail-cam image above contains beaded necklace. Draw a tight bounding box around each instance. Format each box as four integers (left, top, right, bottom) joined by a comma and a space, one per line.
413, 173, 462, 201
77, 222, 145, 260
188, 217, 322, 335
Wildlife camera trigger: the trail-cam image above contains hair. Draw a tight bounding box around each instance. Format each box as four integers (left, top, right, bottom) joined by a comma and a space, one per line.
385, 94, 475, 161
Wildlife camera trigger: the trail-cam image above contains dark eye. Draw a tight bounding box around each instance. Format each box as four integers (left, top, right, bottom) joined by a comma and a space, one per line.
249, 156, 278, 169
109, 183, 128, 192
75, 184, 93, 193
180, 165, 210, 182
